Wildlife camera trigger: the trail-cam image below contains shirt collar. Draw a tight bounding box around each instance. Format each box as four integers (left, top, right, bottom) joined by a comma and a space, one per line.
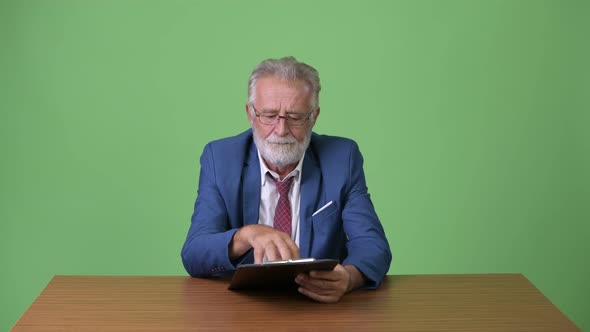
257, 149, 304, 185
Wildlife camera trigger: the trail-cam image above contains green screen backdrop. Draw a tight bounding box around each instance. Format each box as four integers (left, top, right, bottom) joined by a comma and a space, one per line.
1, 0, 589, 330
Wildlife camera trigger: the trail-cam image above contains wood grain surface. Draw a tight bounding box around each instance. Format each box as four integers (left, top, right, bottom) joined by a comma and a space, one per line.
12, 274, 580, 331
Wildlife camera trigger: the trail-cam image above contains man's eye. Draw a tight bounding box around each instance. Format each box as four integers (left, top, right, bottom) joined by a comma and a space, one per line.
288, 114, 305, 121
262, 114, 278, 119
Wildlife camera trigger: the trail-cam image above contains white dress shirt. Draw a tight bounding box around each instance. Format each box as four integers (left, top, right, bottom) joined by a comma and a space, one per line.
257, 150, 304, 247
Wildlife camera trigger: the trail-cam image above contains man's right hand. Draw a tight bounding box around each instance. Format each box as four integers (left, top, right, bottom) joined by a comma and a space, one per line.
229, 224, 300, 264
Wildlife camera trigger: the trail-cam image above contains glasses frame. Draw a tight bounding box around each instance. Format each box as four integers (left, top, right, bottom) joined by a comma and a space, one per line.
251, 105, 311, 127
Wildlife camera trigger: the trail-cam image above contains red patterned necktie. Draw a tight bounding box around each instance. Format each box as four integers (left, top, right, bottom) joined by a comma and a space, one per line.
273, 176, 294, 236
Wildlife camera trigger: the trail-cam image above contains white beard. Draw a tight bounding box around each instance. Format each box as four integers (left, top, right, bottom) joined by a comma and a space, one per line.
252, 128, 312, 168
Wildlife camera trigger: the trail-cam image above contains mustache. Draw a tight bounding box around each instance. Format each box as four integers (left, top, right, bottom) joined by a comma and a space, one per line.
266, 134, 297, 144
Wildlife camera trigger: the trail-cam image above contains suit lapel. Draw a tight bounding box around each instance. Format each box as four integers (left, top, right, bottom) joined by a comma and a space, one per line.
299, 147, 321, 258
242, 142, 260, 226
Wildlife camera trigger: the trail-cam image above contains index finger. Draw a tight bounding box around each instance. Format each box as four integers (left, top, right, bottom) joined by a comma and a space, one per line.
274, 234, 300, 260
253, 243, 265, 264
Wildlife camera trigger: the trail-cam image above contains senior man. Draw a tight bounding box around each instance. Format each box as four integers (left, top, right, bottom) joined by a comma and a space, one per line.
181, 56, 391, 303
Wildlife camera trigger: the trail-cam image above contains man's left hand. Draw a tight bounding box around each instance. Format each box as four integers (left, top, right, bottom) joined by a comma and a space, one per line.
295, 264, 363, 303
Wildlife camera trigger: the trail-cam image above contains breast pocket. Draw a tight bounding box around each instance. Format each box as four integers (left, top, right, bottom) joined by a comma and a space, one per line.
311, 201, 338, 223
310, 201, 345, 258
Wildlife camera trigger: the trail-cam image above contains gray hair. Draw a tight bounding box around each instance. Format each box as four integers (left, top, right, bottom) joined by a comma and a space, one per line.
247, 56, 321, 119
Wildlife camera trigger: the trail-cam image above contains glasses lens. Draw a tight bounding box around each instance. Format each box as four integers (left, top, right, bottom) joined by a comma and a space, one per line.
289, 119, 305, 126
287, 114, 307, 126
257, 113, 308, 126
259, 114, 277, 125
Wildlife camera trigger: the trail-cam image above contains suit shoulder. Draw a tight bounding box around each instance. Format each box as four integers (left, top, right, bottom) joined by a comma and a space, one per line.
310, 133, 359, 153
309, 133, 364, 170
199, 129, 254, 169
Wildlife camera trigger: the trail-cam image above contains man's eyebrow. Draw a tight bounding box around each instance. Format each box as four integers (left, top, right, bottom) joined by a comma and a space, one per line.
259, 109, 280, 113
259, 109, 304, 114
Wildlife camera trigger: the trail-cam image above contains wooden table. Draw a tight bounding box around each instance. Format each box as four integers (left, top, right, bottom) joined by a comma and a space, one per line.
13, 274, 580, 331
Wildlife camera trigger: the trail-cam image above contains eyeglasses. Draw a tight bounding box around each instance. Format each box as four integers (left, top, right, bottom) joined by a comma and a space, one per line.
251, 105, 311, 127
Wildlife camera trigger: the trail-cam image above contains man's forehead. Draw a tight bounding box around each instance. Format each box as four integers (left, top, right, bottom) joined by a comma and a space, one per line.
257, 76, 310, 92
256, 78, 311, 107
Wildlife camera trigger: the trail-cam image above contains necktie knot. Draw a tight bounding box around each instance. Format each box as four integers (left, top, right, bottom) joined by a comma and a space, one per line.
273, 177, 293, 196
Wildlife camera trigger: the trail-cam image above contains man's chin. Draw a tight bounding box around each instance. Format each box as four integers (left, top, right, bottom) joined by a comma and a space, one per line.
262, 150, 302, 168
252, 130, 310, 168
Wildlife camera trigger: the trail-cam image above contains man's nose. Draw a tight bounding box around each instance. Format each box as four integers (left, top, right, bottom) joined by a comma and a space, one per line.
273, 117, 290, 136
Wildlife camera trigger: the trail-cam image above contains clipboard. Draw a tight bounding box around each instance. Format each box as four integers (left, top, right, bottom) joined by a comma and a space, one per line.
228, 258, 339, 290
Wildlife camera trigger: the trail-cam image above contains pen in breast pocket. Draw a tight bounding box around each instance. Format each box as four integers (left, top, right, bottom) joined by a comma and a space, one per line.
312, 201, 333, 216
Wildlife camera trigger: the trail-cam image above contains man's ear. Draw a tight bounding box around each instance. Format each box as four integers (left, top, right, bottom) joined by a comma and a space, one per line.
310, 107, 320, 127
245, 104, 254, 125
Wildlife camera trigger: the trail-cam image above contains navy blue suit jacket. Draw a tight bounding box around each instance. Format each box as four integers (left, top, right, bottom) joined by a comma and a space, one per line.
181, 129, 391, 288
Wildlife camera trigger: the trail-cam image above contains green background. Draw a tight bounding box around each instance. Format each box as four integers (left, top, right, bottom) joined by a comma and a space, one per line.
1, 0, 588, 330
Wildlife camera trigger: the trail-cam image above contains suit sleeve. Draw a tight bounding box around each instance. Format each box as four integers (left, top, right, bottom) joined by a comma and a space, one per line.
341, 141, 392, 289
181, 143, 240, 277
